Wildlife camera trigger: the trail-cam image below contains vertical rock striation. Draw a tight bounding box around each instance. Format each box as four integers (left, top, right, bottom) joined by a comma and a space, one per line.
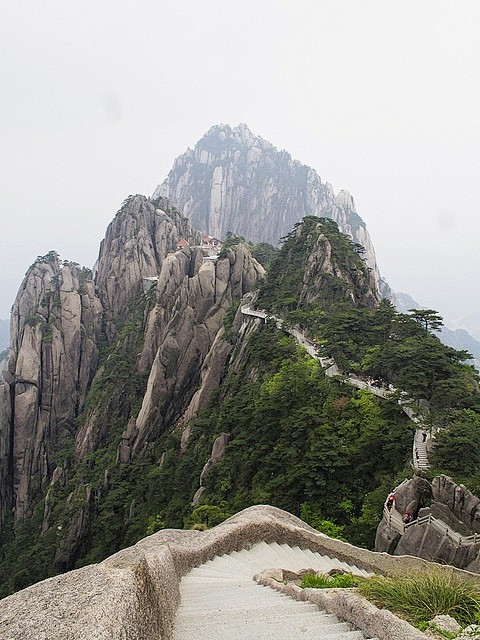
0, 252, 102, 523
153, 123, 391, 298
129, 243, 264, 456
95, 195, 202, 318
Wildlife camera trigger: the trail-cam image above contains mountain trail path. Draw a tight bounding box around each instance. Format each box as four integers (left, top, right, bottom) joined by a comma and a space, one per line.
173, 541, 377, 640
241, 305, 430, 469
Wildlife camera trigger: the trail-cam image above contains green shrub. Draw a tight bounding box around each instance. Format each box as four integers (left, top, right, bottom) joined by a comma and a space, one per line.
146, 514, 166, 535
186, 504, 229, 529
358, 569, 480, 626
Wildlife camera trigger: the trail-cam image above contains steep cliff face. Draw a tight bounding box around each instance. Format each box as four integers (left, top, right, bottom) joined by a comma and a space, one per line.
153, 123, 390, 297
0, 252, 102, 523
296, 218, 379, 310
95, 195, 202, 318
77, 243, 264, 460
258, 216, 379, 316
0, 195, 266, 587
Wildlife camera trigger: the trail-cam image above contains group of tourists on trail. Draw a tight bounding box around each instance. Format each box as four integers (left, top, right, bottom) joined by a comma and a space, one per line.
386, 492, 413, 525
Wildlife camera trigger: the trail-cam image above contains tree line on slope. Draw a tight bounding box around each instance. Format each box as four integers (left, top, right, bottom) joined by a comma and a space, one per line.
1, 217, 479, 597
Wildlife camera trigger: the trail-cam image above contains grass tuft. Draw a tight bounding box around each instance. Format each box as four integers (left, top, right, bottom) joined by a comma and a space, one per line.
300, 572, 359, 589
358, 569, 480, 626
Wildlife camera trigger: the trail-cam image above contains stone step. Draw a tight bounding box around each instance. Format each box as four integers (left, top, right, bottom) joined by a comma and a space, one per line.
175, 609, 347, 629
177, 591, 291, 607
276, 544, 338, 572
176, 604, 319, 616
175, 619, 359, 638
175, 621, 366, 640
173, 542, 372, 640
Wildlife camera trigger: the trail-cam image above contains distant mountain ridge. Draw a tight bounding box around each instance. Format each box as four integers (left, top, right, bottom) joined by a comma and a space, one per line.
153, 123, 392, 299
450, 311, 480, 343
155, 124, 478, 369
396, 292, 480, 370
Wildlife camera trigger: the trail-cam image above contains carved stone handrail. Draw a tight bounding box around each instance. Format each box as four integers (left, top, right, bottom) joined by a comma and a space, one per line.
382, 496, 480, 547
0, 505, 476, 639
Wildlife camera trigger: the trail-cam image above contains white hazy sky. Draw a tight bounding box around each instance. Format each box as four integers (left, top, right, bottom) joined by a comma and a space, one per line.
1, 0, 479, 330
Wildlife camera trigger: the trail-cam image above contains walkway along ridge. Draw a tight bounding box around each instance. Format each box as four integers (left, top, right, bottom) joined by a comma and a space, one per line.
240, 305, 431, 469
238, 306, 476, 545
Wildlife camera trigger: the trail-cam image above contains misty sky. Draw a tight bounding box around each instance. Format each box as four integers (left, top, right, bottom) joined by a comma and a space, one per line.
1, 1, 479, 334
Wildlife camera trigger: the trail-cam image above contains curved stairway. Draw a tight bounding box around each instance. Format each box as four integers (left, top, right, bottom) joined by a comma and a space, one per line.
173, 541, 377, 639
240, 305, 432, 469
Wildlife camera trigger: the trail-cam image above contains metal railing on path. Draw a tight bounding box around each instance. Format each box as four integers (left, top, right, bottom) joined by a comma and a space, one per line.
240, 306, 480, 548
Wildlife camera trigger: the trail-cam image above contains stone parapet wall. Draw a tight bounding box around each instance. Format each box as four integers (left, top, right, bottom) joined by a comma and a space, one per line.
255, 569, 429, 640
0, 505, 477, 640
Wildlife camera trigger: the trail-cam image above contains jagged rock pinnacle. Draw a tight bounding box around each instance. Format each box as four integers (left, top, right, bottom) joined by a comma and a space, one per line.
153, 124, 392, 300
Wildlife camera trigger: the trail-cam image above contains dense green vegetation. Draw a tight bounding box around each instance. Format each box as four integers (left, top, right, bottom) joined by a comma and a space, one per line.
182, 321, 412, 548
257, 217, 478, 414
258, 216, 376, 313
1, 215, 479, 598
220, 232, 279, 269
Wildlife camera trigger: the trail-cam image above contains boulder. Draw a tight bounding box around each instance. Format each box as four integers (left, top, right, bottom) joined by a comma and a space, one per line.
393, 475, 431, 516
432, 476, 480, 534
429, 614, 462, 635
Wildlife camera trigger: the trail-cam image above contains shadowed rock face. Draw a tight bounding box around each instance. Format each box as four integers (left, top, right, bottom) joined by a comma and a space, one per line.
76, 242, 264, 460
153, 123, 391, 298
0, 194, 265, 573
131, 244, 264, 455
0, 253, 102, 523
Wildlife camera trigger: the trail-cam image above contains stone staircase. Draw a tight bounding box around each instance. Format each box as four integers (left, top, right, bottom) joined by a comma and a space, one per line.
413, 430, 430, 469
241, 304, 432, 469
173, 541, 377, 640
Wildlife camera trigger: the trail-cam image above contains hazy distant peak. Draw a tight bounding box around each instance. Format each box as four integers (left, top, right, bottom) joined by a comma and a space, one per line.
335, 190, 356, 212
202, 123, 274, 150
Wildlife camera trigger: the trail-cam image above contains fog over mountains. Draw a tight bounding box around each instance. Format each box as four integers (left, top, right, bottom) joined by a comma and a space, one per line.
2, 123, 479, 367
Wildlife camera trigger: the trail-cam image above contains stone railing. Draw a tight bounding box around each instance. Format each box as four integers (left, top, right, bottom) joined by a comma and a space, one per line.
403, 511, 480, 546
241, 305, 430, 466
382, 479, 480, 547
1, 505, 475, 640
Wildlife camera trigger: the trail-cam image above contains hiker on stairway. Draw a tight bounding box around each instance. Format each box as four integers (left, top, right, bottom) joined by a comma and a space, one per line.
386, 493, 395, 512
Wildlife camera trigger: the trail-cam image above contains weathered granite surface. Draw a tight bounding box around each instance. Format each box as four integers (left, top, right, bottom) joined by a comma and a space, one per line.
0, 253, 102, 525
375, 475, 480, 571
153, 123, 393, 299
1, 505, 476, 640
95, 195, 202, 319
255, 568, 429, 640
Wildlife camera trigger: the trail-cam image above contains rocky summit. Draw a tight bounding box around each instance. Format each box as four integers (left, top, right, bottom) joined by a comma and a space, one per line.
0, 193, 266, 583
154, 123, 391, 298
1, 126, 479, 606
